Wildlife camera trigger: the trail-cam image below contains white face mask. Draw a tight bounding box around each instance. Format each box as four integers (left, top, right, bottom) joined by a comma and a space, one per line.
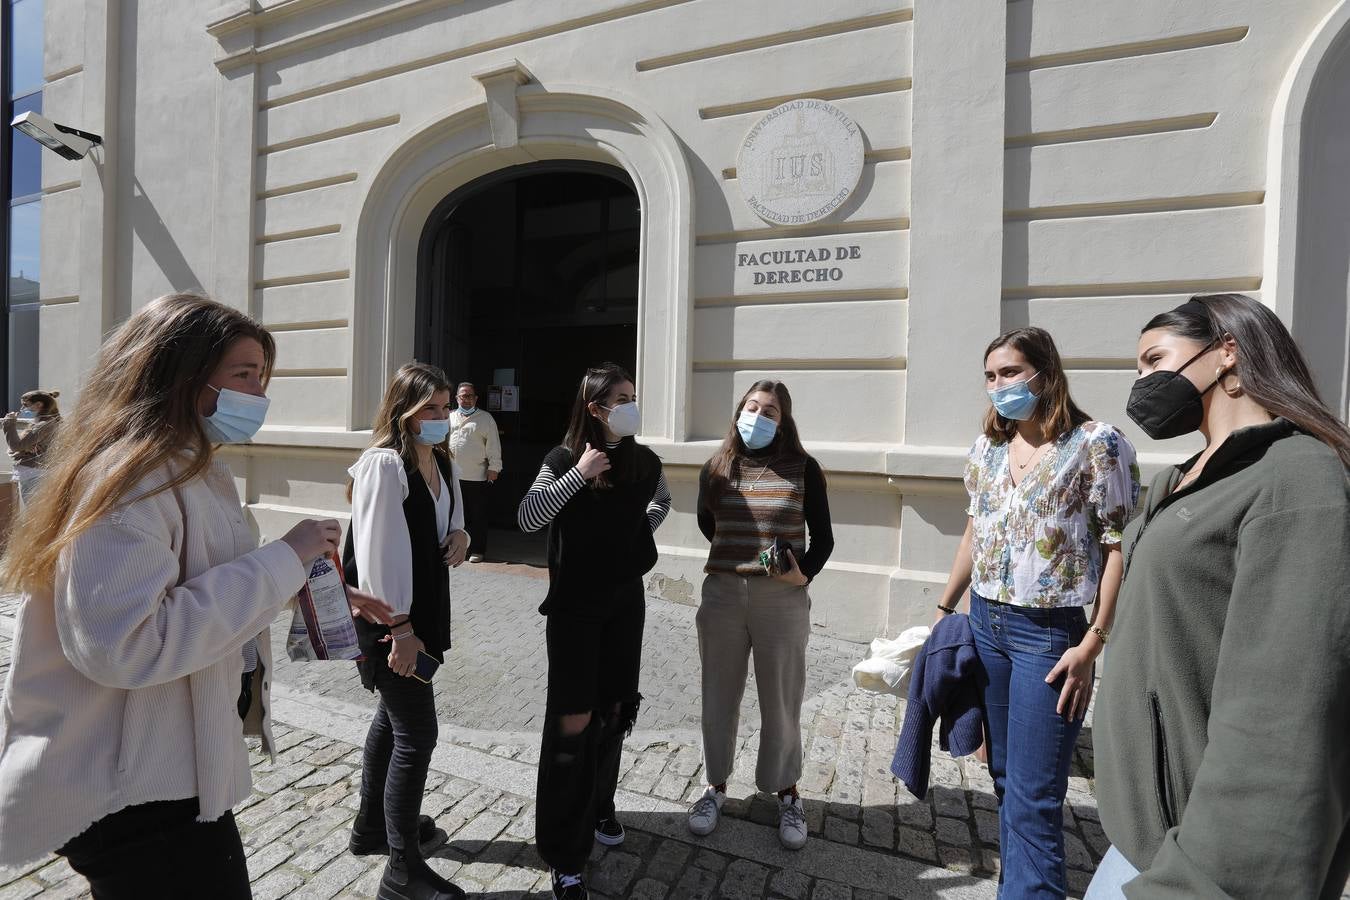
601, 401, 641, 438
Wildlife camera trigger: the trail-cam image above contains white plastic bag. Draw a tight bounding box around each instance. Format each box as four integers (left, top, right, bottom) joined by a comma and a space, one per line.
851, 626, 931, 696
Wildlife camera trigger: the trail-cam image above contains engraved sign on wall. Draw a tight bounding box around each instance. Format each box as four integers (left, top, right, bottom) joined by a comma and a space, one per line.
736, 99, 865, 226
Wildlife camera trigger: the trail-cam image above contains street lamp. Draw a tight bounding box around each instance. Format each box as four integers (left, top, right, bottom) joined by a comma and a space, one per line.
9, 111, 102, 161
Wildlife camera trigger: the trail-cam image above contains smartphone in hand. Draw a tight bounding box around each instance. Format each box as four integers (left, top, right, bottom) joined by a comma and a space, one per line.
411, 649, 440, 684
758, 537, 795, 576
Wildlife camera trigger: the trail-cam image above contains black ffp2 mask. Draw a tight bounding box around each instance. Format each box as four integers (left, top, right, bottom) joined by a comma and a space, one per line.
1126, 342, 1220, 440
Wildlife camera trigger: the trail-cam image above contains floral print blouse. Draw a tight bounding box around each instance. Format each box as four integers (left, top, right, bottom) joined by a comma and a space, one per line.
965, 421, 1140, 608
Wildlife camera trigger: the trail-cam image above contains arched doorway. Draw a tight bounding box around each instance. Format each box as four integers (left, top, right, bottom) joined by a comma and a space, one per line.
1268, 2, 1350, 420
415, 161, 641, 562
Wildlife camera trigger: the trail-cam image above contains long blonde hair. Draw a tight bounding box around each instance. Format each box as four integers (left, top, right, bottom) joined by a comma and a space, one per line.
346, 363, 452, 501
1, 293, 276, 593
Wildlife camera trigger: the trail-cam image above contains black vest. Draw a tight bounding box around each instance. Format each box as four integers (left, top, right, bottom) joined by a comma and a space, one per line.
541, 439, 662, 613
344, 450, 455, 686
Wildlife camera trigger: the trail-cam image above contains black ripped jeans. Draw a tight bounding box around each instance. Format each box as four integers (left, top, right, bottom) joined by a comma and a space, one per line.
354, 652, 439, 852
535, 580, 645, 873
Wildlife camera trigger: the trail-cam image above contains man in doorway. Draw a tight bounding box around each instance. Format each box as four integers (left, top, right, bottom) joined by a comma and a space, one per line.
448, 382, 502, 563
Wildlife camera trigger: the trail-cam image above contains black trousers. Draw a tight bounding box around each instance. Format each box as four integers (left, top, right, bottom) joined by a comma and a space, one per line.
459, 479, 490, 557
535, 583, 645, 873
355, 653, 439, 851
58, 798, 250, 899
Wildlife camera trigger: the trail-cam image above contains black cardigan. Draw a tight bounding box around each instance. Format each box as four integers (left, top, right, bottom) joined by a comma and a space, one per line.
540, 440, 663, 614
344, 450, 455, 689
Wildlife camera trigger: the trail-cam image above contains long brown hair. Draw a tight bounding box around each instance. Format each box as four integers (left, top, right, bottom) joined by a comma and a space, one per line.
561, 363, 637, 489
347, 362, 452, 501
982, 327, 1091, 444
704, 379, 810, 502
21, 389, 60, 417
1, 293, 276, 593
1143, 293, 1350, 466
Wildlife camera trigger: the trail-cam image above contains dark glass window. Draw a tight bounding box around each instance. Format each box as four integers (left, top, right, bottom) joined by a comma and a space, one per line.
8, 203, 39, 293
5, 0, 45, 408
7, 202, 39, 402
8, 0, 43, 98
10, 93, 42, 200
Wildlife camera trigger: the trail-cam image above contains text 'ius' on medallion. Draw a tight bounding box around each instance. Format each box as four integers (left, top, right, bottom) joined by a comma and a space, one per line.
736, 98, 865, 226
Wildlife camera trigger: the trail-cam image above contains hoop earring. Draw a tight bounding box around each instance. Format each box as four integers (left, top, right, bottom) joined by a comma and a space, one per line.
1217, 367, 1243, 397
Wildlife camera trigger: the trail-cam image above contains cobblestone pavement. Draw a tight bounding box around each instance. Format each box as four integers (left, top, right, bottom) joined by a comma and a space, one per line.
0, 572, 1111, 899
270, 566, 867, 751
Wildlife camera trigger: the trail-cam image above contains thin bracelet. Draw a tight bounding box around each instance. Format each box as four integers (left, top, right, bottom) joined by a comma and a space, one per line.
391, 629, 415, 641
1089, 625, 1109, 644
937, 604, 957, 615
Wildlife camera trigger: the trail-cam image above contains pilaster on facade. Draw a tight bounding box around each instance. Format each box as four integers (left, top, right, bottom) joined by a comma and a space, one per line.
905, 0, 1007, 449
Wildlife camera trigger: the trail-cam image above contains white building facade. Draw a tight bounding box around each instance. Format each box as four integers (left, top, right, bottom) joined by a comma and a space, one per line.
24, 0, 1350, 640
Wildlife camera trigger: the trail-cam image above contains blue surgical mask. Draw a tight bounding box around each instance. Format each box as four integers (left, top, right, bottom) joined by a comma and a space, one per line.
202, 385, 269, 443
18, 409, 35, 420
458, 406, 477, 416
416, 418, 450, 445
737, 410, 778, 450
987, 372, 1041, 421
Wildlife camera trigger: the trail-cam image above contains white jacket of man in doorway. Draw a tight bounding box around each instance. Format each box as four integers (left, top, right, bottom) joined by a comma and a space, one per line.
448, 407, 502, 482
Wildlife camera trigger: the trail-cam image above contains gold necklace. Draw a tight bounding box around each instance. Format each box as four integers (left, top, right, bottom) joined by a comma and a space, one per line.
746, 455, 779, 490
1012, 439, 1047, 470
418, 455, 439, 493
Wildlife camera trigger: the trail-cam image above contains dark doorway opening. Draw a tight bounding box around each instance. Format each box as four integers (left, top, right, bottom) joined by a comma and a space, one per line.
416, 162, 640, 564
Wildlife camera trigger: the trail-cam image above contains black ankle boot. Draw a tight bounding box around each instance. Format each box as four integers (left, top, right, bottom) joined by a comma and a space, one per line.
376, 847, 466, 900
350, 812, 438, 856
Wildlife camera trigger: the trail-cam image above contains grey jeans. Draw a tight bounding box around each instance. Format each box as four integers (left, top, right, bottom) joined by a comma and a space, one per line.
696, 573, 810, 793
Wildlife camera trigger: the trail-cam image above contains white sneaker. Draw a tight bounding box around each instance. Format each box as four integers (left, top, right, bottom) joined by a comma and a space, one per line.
778, 794, 807, 850
687, 786, 725, 836
468, 554, 483, 564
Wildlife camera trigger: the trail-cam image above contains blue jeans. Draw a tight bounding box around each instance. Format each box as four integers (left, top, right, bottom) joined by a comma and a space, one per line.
970, 592, 1088, 900
1084, 845, 1140, 898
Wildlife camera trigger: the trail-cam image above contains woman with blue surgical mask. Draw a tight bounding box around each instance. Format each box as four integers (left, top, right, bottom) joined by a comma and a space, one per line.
344, 362, 470, 900
931, 327, 1139, 899
0, 293, 394, 897
3, 388, 63, 504
687, 380, 834, 850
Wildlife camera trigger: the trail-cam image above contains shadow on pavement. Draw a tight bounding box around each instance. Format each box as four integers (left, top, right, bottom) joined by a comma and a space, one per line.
434, 808, 1001, 900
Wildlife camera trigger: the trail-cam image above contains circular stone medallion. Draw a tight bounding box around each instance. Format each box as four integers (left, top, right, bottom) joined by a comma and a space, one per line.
736, 98, 865, 226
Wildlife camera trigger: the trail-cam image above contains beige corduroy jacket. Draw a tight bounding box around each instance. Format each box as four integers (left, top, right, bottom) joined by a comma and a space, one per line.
0, 457, 306, 865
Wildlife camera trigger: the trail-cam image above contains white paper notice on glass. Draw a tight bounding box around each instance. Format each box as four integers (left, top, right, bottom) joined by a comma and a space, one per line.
500, 385, 520, 412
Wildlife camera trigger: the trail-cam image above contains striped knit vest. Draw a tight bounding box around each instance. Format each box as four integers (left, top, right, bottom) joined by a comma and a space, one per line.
706, 455, 808, 576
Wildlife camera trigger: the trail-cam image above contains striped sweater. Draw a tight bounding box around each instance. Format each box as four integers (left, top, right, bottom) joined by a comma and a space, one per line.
518, 440, 671, 534
697, 453, 834, 579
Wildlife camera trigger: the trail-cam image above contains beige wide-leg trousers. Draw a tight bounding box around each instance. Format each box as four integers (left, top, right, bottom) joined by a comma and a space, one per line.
695, 572, 811, 792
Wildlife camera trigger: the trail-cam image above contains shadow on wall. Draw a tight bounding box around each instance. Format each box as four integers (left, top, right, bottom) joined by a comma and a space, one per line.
130, 178, 203, 294
251, 0, 519, 86
116, 0, 204, 305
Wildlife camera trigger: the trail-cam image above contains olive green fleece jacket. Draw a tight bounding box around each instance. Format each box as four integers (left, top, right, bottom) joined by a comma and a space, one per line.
1095, 419, 1350, 899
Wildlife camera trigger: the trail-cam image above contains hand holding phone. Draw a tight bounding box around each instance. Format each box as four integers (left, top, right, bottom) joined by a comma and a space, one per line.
411, 649, 440, 683
758, 537, 795, 576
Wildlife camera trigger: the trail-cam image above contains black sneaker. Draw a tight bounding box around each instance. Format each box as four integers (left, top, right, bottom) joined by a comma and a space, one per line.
594, 817, 625, 846
550, 869, 588, 900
